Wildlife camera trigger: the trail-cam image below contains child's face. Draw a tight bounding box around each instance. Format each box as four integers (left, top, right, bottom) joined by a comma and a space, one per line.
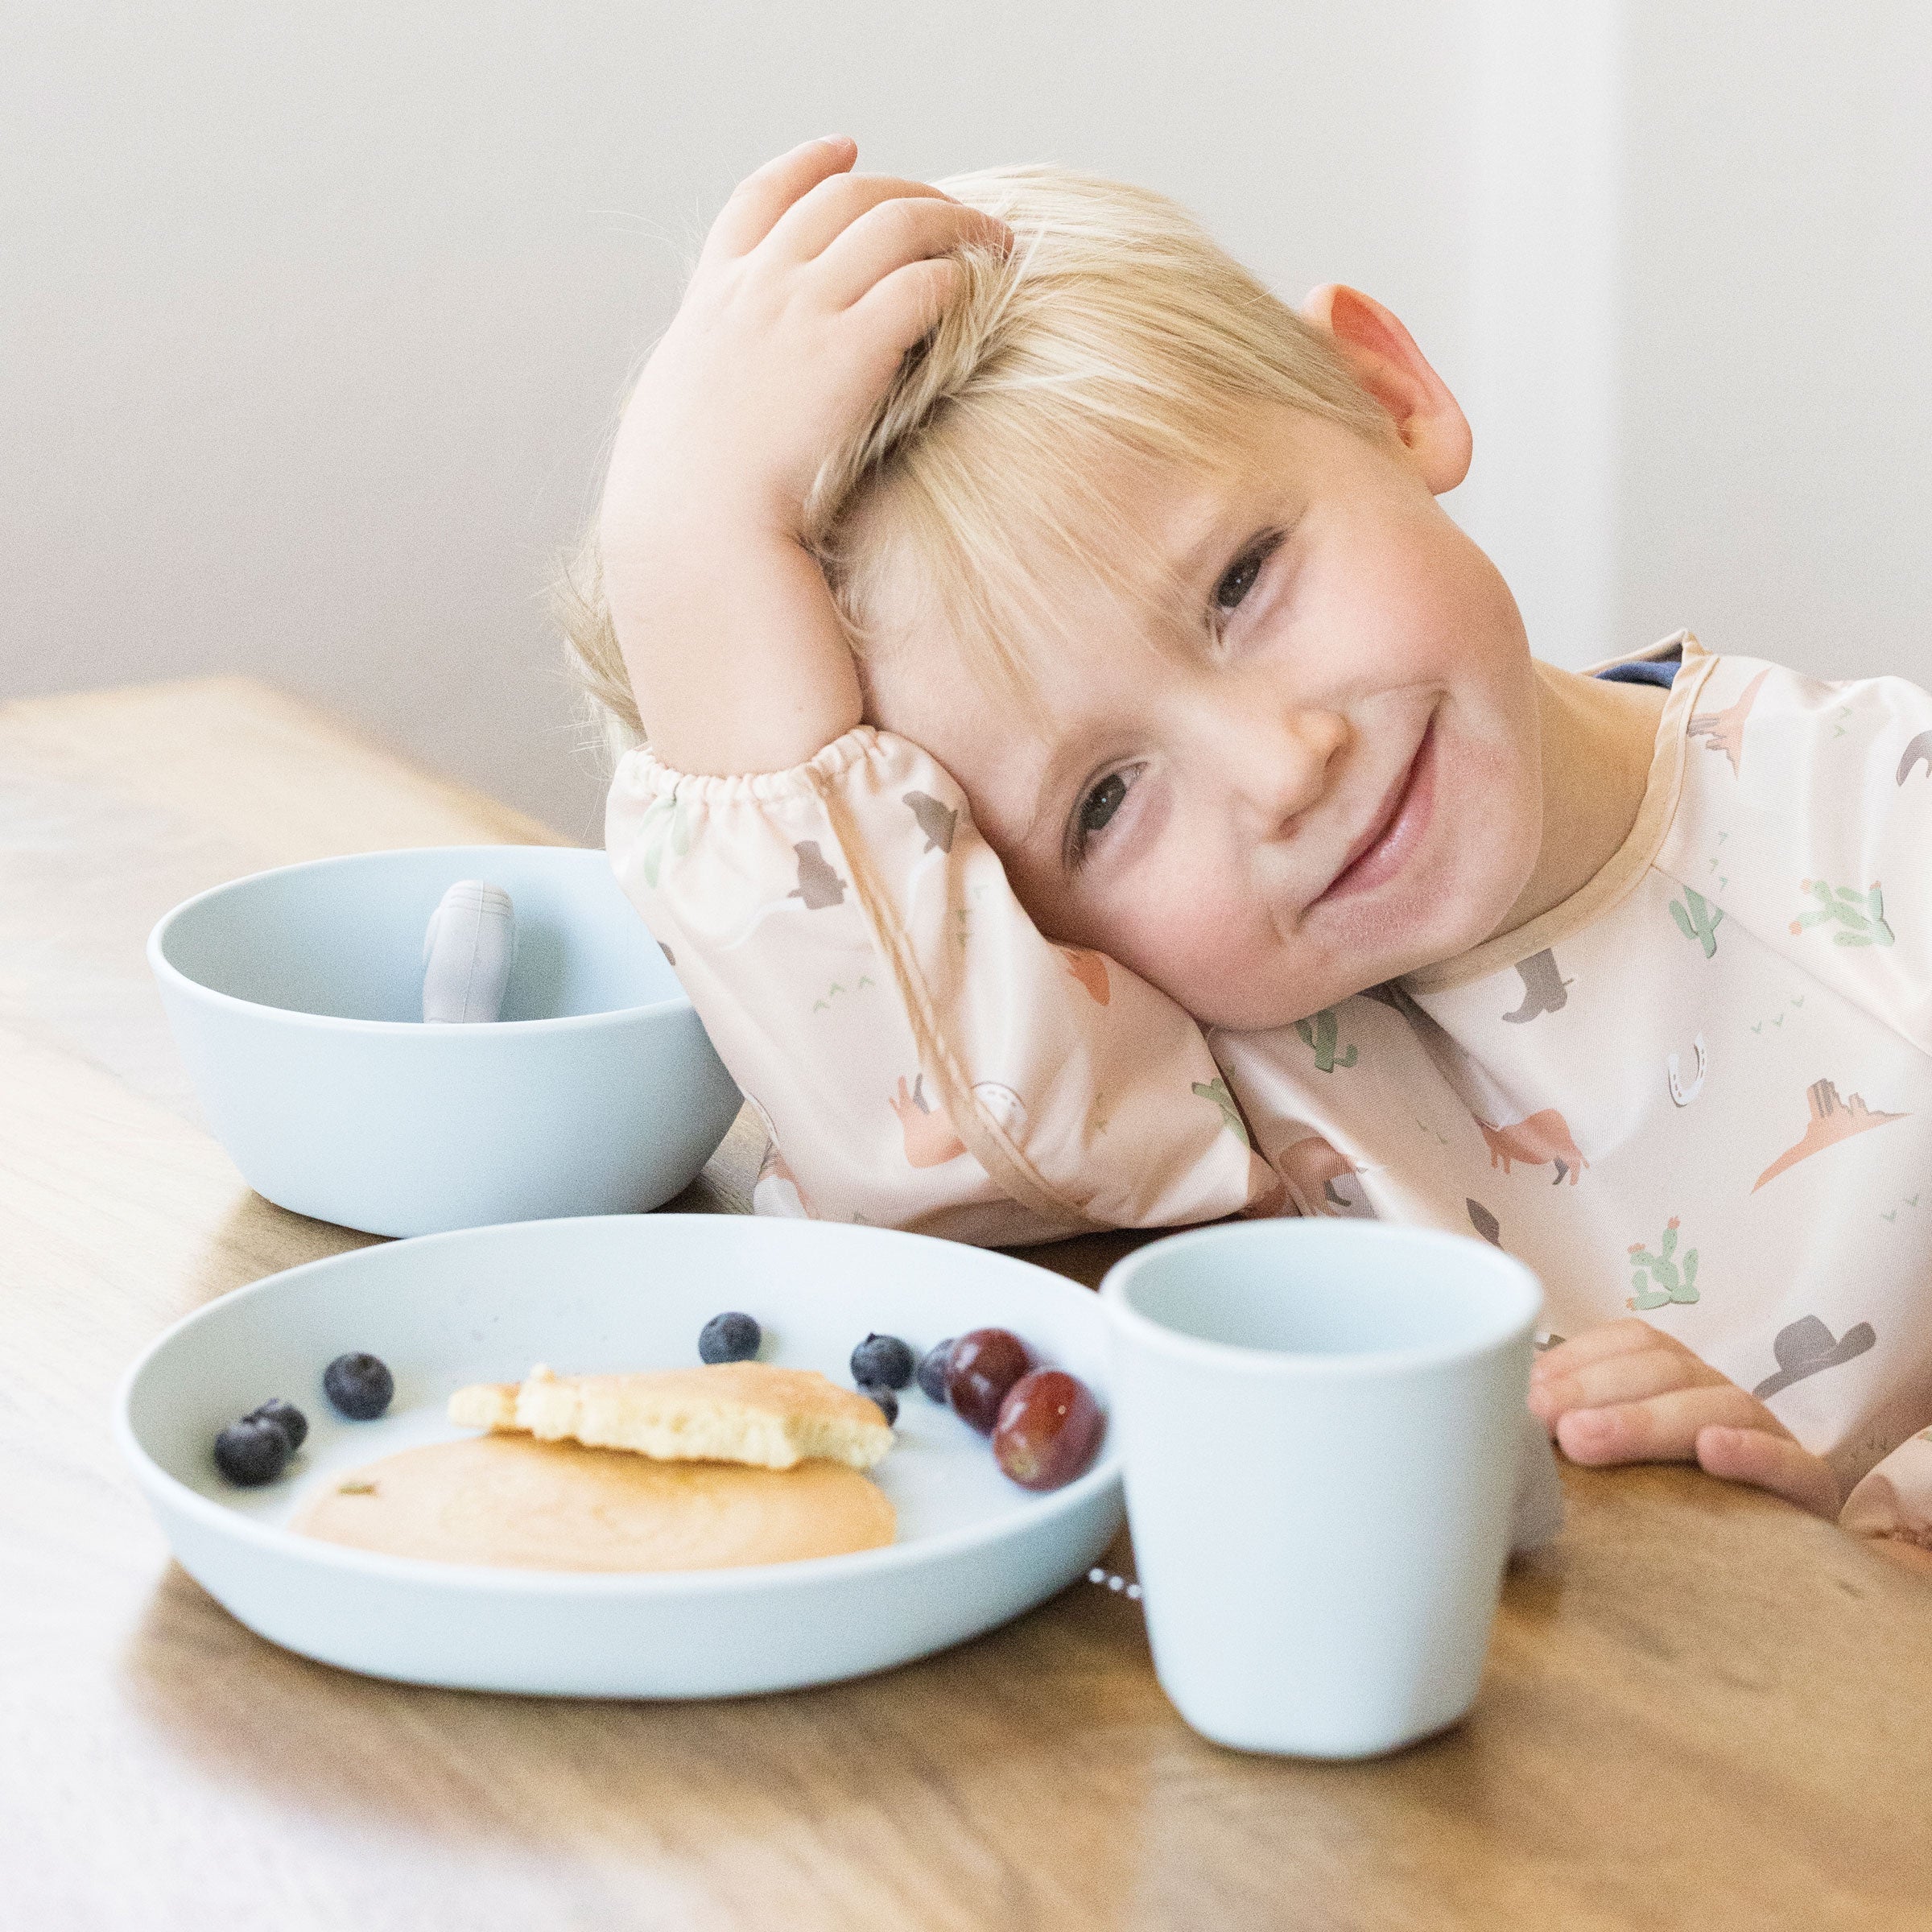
862, 402, 1543, 1030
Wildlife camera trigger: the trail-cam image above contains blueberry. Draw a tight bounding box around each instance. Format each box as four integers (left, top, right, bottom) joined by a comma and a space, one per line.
916, 1340, 956, 1404
246, 1397, 308, 1453
858, 1381, 898, 1426
699, 1311, 762, 1365
850, 1332, 916, 1390
213, 1416, 292, 1486
323, 1352, 394, 1420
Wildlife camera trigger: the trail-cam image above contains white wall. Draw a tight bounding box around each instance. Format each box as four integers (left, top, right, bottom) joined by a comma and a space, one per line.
1, 0, 1472, 838
5, 5, 1928, 837
1612, 2, 1932, 680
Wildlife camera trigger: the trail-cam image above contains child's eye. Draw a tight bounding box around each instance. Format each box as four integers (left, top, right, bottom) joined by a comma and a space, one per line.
1211, 530, 1285, 618
1215, 553, 1262, 609
1081, 772, 1129, 835
1069, 768, 1135, 865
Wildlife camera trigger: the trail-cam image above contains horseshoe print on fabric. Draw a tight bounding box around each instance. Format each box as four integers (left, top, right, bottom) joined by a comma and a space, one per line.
1667, 1034, 1707, 1107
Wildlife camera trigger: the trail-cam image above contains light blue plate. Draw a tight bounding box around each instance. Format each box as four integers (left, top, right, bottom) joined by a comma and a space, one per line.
116, 1215, 1121, 1697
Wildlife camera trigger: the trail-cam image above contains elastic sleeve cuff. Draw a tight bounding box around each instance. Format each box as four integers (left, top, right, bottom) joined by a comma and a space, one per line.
609, 725, 884, 808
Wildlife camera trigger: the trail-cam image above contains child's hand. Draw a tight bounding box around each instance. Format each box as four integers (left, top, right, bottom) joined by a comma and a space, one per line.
1529, 1319, 1843, 1518
598, 137, 1009, 774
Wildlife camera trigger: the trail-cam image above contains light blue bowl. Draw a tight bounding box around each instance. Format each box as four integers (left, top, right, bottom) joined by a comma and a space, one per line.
148, 845, 741, 1236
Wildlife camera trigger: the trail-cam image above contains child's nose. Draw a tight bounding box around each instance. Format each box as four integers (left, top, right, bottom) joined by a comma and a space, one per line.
1214, 701, 1350, 832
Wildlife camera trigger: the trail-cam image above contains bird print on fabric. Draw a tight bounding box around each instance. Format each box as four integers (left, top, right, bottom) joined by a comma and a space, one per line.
787, 841, 848, 909
902, 791, 958, 853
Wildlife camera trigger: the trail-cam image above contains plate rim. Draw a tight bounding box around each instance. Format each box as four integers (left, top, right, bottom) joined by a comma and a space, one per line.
114, 1213, 1121, 1599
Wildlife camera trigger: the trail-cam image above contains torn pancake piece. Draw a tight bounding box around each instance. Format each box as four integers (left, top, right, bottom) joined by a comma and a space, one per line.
447, 1362, 894, 1470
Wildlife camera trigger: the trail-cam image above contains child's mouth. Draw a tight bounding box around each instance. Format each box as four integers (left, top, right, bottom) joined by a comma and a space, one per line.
1313, 713, 1439, 906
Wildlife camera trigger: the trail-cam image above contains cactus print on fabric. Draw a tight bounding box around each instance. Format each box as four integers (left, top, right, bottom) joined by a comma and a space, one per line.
1790, 880, 1895, 947
1293, 1007, 1358, 1072
1668, 886, 1724, 957
1628, 1218, 1699, 1310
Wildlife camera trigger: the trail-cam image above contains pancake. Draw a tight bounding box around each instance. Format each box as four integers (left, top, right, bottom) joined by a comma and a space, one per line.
293, 1435, 896, 1572
447, 1361, 894, 1471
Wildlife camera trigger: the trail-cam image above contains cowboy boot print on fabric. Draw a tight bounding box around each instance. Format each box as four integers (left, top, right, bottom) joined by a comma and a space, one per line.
1501, 949, 1573, 1024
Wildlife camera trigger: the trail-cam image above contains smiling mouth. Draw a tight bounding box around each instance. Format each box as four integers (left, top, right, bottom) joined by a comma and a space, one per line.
1314, 713, 1439, 906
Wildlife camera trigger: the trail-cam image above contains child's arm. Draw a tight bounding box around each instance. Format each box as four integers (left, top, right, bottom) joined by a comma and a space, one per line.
597, 136, 1004, 778
598, 141, 1273, 1241
608, 725, 1269, 1240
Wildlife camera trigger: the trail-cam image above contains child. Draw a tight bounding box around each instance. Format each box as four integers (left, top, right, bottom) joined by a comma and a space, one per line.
567, 137, 1932, 1561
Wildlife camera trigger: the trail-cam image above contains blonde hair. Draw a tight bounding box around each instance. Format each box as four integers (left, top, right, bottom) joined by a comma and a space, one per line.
560, 166, 1388, 745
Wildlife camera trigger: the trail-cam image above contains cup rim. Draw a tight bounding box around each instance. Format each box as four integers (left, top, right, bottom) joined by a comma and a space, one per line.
1100, 1220, 1542, 1377
147, 844, 693, 1038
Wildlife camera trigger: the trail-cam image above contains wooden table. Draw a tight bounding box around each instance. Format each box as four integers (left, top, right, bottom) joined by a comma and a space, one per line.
7, 680, 1930, 1931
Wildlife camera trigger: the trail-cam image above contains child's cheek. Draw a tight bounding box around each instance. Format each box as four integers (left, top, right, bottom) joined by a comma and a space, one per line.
1112, 864, 1276, 1017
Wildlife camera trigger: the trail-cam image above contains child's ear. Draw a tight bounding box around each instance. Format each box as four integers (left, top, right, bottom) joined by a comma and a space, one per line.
1299, 284, 1472, 495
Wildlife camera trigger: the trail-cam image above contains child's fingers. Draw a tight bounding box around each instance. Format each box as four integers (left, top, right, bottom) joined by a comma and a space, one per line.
764, 171, 958, 267
816, 199, 1010, 312
1554, 1382, 1780, 1466
1530, 1316, 1677, 1382
705, 137, 858, 261
1528, 1343, 1712, 1422
1695, 1425, 1843, 1519
848, 256, 967, 357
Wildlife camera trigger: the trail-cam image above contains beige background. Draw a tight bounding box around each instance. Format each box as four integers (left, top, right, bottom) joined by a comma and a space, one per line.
4, 2, 1928, 837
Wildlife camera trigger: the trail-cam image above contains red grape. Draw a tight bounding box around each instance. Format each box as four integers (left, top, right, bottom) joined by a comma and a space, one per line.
993, 1369, 1104, 1491
946, 1327, 1030, 1435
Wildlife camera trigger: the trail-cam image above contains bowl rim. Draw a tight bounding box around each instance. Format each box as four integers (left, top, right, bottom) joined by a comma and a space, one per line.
147, 843, 694, 1037
112, 1214, 1123, 1600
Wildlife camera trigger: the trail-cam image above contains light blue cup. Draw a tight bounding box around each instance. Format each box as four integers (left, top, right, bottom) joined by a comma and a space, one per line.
149, 845, 741, 1237
1102, 1221, 1541, 1758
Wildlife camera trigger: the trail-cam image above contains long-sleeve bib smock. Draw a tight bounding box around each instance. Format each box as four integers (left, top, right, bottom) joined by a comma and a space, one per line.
609, 634, 1932, 1546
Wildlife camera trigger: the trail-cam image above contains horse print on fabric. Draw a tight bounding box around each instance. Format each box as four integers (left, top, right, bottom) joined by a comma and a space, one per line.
1478, 1108, 1588, 1185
